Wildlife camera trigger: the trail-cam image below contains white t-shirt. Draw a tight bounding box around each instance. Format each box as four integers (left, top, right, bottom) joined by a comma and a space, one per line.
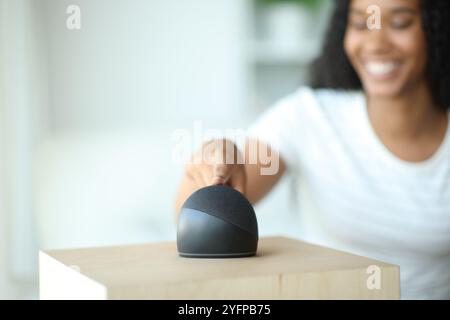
248, 87, 450, 300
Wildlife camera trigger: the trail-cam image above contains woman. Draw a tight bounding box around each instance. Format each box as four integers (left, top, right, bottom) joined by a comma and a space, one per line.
175, 0, 450, 299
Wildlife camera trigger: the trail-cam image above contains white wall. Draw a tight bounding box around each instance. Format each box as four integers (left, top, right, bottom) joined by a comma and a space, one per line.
0, 73, 14, 298
0, 0, 49, 299
35, 0, 254, 251
1, 0, 314, 299
0, 159, 14, 299
42, 0, 250, 132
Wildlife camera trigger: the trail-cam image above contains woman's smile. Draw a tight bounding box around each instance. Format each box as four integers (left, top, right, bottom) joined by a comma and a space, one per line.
363, 60, 403, 81
344, 0, 427, 98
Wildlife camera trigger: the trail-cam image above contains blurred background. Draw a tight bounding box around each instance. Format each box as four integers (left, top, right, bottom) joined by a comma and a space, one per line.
0, 0, 333, 299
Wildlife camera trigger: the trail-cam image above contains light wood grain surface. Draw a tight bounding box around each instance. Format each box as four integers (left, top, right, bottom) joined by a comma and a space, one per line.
39, 236, 400, 299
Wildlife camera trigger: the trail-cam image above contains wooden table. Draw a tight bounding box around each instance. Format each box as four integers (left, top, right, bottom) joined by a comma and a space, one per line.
39, 236, 400, 299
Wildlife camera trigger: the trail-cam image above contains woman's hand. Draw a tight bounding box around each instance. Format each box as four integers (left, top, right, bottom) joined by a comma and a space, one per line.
175, 138, 285, 217
185, 139, 246, 194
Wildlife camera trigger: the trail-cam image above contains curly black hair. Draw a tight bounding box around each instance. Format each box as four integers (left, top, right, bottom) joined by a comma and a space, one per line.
310, 0, 450, 111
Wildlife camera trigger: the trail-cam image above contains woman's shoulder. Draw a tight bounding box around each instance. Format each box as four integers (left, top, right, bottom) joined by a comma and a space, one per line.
271, 86, 365, 121
253, 86, 366, 130
289, 86, 364, 108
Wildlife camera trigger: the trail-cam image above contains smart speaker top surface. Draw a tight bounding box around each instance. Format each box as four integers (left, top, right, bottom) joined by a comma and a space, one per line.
181, 185, 258, 236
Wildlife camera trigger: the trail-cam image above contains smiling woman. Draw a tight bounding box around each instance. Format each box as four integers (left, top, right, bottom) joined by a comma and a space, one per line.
311, 0, 450, 163
346, 1, 428, 102
311, 0, 450, 113
176, 0, 450, 300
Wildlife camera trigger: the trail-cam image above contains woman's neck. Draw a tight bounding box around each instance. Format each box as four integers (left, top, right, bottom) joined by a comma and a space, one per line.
366, 83, 449, 162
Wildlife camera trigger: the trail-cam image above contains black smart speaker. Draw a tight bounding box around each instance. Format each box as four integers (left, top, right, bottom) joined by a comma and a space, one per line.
177, 185, 258, 258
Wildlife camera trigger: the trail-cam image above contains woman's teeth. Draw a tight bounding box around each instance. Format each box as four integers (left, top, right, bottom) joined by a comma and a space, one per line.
365, 61, 399, 76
